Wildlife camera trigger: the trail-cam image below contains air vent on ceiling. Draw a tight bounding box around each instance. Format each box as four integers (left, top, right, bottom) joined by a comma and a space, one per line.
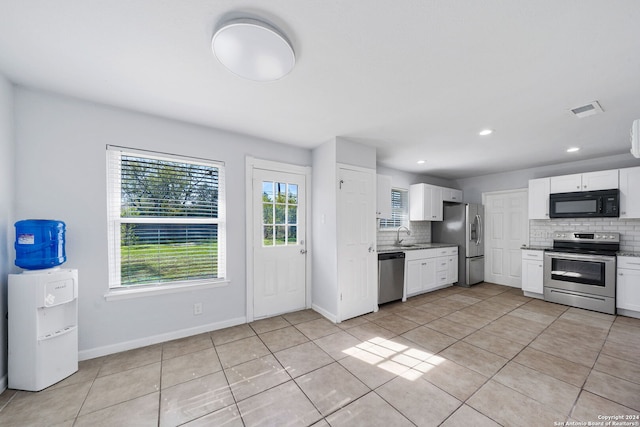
569, 101, 604, 118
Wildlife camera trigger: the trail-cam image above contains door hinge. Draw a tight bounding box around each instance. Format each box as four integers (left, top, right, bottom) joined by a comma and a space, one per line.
340, 293, 343, 301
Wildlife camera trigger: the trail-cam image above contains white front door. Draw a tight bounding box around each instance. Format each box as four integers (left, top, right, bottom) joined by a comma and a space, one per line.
484, 189, 529, 287
337, 166, 377, 321
253, 169, 307, 318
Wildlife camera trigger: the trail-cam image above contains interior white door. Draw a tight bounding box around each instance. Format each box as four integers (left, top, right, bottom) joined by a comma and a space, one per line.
253, 169, 306, 318
337, 167, 377, 321
484, 189, 529, 287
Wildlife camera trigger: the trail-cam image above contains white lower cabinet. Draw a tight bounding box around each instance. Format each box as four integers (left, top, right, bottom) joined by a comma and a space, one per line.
405, 247, 458, 298
406, 257, 437, 296
521, 250, 544, 298
617, 256, 640, 317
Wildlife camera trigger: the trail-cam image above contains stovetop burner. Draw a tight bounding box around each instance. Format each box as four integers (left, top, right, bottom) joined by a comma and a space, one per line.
550, 230, 620, 256
547, 247, 618, 257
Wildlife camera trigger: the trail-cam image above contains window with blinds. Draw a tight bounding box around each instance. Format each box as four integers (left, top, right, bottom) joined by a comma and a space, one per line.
379, 188, 409, 230
106, 146, 226, 288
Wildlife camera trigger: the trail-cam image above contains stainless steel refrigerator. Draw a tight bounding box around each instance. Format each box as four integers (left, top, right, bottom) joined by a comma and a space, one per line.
431, 203, 484, 287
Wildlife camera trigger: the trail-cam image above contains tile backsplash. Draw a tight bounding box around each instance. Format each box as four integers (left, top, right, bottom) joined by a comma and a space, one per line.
529, 218, 640, 252
377, 221, 431, 246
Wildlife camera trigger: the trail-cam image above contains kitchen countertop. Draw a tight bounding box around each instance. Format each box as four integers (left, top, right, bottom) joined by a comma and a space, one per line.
521, 246, 640, 257
618, 252, 640, 257
377, 242, 457, 253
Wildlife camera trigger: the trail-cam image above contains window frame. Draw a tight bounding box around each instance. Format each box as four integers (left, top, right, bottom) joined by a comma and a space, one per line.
106, 146, 227, 295
379, 187, 409, 230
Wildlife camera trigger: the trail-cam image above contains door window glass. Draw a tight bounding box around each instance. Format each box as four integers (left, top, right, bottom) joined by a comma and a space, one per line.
262, 181, 298, 246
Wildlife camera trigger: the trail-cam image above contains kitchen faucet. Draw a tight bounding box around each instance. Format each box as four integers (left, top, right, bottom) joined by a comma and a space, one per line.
395, 226, 411, 246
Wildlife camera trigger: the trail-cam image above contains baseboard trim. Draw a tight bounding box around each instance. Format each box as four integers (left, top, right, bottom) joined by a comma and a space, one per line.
78, 316, 247, 361
312, 304, 337, 323
523, 291, 544, 300
617, 308, 640, 319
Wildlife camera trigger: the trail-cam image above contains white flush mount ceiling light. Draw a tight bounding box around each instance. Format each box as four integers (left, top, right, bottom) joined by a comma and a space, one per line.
567, 147, 580, 153
417, 160, 425, 164
212, 18, 295, 82
478, 129, 493, 136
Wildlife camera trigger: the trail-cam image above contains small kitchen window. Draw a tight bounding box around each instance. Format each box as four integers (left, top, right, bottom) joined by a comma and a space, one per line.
379, 188, 409, 230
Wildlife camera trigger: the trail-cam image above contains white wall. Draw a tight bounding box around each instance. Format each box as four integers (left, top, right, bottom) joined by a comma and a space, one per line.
376, 165, 456, 190
311, 137, 377, 321
456, 154, 640, 204
311, 140, 338, 316
13, 88, 311, 358
336, 137, 377, 169
0, 75, 14, 389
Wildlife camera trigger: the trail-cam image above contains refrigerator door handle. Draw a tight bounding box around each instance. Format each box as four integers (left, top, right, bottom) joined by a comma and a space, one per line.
476, 214, 482, 246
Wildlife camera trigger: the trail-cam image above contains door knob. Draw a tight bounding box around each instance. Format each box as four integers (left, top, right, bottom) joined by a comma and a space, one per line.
300, 249, 307, 254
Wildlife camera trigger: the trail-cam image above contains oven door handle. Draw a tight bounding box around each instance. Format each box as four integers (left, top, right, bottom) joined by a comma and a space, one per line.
544, 251, 615, 263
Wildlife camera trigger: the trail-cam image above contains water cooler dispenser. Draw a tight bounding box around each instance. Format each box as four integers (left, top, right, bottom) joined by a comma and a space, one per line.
8, 269, 79, 391
8, 219, 78, 391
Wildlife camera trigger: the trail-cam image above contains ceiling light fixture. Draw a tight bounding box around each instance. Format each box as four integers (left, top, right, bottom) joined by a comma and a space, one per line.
417, 160, 425, 164
567, 147, 580, 153
478, 129, 493, 136
569, 101, 603, 119
212, 18, 295, 82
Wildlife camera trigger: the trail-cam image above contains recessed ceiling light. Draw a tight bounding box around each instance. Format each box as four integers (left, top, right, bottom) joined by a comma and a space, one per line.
567, 147, 580, 153
478, 129, 493, 136
417, 160, 425, 164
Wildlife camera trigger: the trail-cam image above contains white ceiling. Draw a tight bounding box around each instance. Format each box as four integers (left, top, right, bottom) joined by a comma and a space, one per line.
1, 1, 640, 179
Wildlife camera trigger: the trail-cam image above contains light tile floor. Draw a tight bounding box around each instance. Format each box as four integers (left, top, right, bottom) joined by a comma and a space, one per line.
1, 283, 640, 426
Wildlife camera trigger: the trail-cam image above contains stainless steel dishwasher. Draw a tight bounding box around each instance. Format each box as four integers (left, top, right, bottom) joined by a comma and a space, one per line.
378, 252, 405, 304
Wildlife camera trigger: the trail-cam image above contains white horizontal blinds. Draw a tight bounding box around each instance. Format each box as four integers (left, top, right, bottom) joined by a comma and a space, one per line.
106, 146, 226, 288
380, 189, 408, 229
120, 155, 219, 218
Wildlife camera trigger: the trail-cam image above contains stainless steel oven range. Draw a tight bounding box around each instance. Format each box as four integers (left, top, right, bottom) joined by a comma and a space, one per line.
543, 231, 619, 315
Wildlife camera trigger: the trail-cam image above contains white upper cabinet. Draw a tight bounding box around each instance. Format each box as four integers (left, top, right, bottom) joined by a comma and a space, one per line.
442, 187, 463, 202
409, 183, 443, 221
376, 174, 392, 219
582, 170, 619, 191
550, 169, 618, 193
549, 173, 582, 193
528, 178, 550, 219
619, 166, 640, 218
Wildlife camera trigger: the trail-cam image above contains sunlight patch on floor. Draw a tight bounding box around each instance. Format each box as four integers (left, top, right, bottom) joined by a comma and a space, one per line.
342, 336, 442, 381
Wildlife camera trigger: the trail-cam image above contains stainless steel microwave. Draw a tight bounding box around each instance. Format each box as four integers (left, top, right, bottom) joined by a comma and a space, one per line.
549, 189, 619, 218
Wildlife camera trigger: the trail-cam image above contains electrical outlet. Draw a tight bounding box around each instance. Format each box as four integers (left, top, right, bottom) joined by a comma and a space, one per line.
193, 303, 203, 315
